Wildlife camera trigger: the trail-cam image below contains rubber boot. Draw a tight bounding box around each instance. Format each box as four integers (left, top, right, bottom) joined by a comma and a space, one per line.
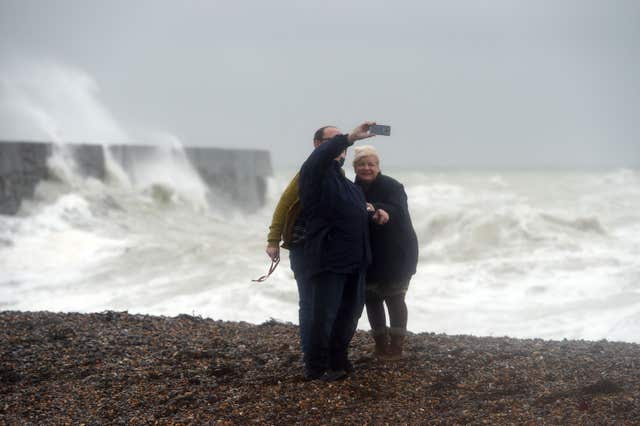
386, 328, 406, 360
371, 328, 389, 358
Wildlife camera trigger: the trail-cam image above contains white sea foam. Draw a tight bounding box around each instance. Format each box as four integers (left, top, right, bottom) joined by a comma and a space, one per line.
1, 168, 639, 343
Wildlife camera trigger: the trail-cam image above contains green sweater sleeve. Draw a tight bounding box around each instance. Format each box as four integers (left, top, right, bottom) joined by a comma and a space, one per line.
267, 173, 300, 246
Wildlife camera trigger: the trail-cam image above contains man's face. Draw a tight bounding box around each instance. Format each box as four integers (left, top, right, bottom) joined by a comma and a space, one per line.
320, 127, 346, 165
314, 127, 340, 148
313, 126, 346, 166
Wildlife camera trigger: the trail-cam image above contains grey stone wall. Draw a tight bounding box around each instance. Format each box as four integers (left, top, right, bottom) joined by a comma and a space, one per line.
0, 141, 273, 215
69, 144, 106, 179
0, 142, 51, 215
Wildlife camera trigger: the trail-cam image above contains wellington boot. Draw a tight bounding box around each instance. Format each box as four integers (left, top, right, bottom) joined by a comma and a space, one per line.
371, 329, 389, 358
385, 333, 405, 361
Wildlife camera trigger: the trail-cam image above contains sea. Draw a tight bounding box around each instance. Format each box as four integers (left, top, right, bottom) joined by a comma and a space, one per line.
1, 152, 639, 343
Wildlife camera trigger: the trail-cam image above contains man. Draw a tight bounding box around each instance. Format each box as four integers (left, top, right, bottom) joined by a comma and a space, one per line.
298, 121, 377, 381
264, 126, 337, 365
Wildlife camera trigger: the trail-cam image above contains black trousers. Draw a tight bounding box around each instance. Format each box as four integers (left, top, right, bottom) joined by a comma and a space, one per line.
306, 270, 365, 372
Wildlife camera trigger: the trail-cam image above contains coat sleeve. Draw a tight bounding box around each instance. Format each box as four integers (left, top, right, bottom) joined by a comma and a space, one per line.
267, 173, 299, 246
299, 134, 352, 206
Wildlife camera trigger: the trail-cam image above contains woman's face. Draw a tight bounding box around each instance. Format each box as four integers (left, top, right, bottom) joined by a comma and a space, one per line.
354, 155, 380, 183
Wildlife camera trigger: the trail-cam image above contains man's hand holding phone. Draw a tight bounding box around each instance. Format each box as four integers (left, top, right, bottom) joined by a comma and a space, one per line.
348, 121, 377, 143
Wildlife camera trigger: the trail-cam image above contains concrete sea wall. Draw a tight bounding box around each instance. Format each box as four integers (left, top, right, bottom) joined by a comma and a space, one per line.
0, 141, 272, 215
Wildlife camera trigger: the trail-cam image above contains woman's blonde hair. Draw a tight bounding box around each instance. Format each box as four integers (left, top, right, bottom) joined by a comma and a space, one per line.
352, 145, 380, 167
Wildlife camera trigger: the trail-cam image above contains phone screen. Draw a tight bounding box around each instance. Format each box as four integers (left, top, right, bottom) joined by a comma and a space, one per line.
370, 124, 391, 136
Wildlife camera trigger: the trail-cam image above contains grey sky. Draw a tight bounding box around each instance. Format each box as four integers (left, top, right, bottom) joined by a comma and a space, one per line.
1, 0, 638, 168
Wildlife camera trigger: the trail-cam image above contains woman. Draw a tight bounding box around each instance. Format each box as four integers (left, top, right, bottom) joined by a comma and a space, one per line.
353, 145, 419, 360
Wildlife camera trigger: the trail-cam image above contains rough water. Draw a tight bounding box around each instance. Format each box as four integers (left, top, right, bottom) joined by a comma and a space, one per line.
1, 159, 639, 343
1, 60, 638, 343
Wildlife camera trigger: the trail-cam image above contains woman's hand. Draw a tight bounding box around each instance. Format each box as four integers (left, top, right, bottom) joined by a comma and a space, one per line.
372, 208, 389, 225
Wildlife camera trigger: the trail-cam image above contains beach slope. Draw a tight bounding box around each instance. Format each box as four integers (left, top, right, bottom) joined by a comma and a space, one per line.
1, 311, 638, 424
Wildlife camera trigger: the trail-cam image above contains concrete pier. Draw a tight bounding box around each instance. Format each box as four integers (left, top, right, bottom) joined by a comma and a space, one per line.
0, 141, 272, 215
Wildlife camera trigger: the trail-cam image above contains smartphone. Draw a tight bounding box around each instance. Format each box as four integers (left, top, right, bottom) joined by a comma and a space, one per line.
369, 124, 391, 136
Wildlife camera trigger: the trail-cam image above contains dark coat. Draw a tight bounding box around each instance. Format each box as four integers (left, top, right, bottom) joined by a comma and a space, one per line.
299, 135, 371, 277
356, 173, 418, 283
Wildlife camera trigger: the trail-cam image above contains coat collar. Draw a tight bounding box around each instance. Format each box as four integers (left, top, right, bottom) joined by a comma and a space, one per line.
355, 172, 382, 189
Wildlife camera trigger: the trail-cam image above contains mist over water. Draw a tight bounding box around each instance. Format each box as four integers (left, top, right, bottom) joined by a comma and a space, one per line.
1, 60, 639, 343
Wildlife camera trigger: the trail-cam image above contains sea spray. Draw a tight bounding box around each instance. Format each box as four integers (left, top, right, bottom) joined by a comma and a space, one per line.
113, 131, 210, 212
0, 58, 128, 143
0, 58, 210, 209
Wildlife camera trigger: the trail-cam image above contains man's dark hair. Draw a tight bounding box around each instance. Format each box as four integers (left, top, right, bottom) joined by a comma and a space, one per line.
313, 126, 337, 143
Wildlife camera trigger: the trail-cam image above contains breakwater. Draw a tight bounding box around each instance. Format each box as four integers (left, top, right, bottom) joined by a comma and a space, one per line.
0, 141, 272, 214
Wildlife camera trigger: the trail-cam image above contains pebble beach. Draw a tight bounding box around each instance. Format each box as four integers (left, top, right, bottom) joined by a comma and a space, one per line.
1, 311, 639, 424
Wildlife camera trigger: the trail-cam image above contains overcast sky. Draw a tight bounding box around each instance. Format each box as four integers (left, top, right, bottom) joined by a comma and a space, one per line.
1, 0, 638, 168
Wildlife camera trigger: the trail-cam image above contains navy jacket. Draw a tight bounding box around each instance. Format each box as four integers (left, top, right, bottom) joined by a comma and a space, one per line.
356, 173, 418, 283
299, 135, 371, 277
